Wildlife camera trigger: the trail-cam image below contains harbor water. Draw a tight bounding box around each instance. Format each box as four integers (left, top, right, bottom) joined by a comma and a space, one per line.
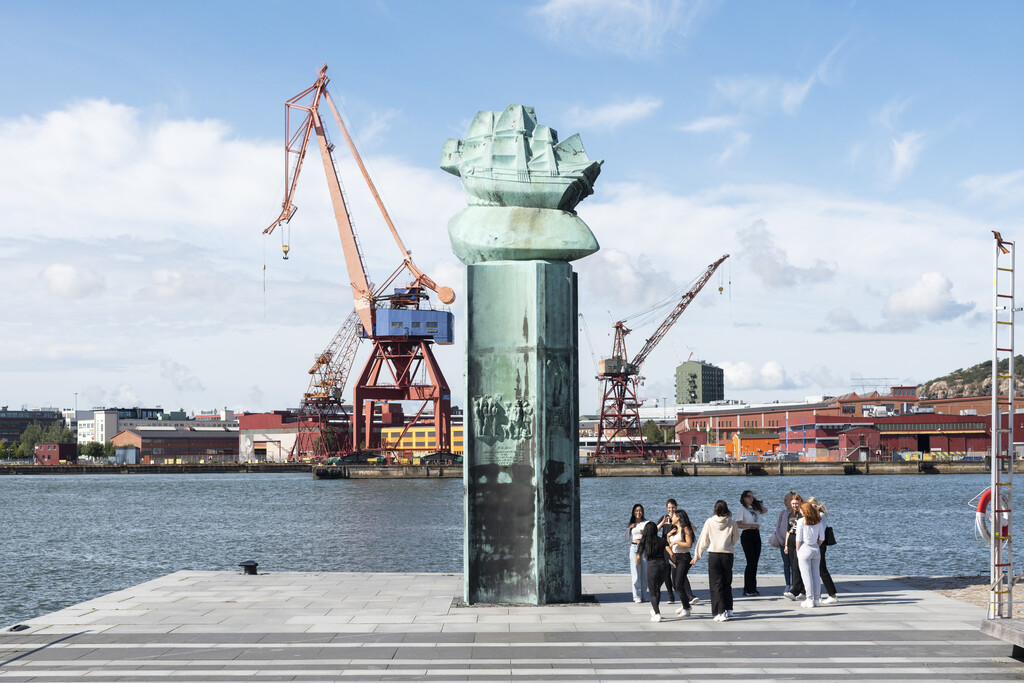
0, 473, 1011, 626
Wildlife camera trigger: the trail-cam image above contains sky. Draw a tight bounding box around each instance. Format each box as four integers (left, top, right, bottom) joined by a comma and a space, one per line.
1, 0, 1022, 415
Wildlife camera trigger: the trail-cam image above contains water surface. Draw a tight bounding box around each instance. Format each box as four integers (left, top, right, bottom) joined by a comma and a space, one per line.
0, 473, 1008, 625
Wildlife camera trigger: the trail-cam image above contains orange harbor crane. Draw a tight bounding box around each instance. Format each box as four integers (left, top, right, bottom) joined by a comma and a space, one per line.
265, 65, 456, 463
595, 254, 729, 458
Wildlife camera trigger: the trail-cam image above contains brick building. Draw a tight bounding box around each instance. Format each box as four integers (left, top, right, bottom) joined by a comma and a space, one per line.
110, 428, 238, 465
34, 442, 78, 465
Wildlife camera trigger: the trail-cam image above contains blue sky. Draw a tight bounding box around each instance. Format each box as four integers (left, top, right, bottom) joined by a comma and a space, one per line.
2, 0, 1022, 414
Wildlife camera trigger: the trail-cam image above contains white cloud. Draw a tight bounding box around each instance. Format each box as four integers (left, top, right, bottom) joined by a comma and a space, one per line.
822, 307, 866, 333
877, 96, 913, 131
721, 360, 792, 390
0, 98, 1001, 412
961, 169, 1024, 205
711, 38, 845, 116
889, 131, 926, 183
735, 219, 835, 288
111, 384, 141, 407
160, 359, 205, 392
680, 115, 739, 133
716, 131, 751, 165
532, 0, 717, 58
883, 272, 974, 323
41, 263, 105, 298
563, 97, 663, 130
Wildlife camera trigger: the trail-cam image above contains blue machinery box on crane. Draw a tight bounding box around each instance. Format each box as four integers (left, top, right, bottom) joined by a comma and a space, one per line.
370, 308, 455, 345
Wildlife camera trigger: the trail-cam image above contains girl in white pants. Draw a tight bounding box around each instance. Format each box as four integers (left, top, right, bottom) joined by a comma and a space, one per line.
795, 500, 825, 608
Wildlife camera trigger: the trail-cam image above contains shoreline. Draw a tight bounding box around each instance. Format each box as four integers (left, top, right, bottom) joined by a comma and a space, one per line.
0, 460, 1008, 476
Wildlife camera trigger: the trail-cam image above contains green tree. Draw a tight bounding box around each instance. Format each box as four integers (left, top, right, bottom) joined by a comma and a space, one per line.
81, 441, 105, 460
102, 442, 115, 458
19, 421, 75, 453
641, 420, 664, 444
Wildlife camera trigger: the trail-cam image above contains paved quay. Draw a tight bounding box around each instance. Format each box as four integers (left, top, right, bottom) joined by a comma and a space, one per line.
1, 571, 1020, 682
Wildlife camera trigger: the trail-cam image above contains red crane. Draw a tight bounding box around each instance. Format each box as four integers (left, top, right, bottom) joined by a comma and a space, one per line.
265, 65, 455, 461
595, 254, 729, 458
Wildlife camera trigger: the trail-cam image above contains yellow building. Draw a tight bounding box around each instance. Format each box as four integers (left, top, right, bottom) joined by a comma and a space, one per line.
380, 424, 464, 456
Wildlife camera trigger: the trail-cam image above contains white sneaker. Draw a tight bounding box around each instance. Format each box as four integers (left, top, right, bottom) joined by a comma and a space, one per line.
726, 610, 735, 618
651, 613, 662, 622
650, 608, 656, 616
666, 599, 677, 604
821, 595, 838, 605
800, 599, 815, 608
713, 613, 724, 621
689, 596, 700, 605
720, 612, 730, 621
783, 591, 797, 600
633, 598, 642, 603
676, 607, 691, 617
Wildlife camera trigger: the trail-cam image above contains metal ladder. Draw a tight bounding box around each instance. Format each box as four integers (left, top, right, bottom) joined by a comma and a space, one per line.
990, 230, 1017, 618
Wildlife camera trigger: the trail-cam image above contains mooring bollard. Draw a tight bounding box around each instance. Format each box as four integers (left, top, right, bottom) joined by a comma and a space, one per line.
238, 560, 258, 575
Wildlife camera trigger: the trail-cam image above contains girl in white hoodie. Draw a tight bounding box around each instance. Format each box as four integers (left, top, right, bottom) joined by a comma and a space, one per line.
691, 500, 741, 621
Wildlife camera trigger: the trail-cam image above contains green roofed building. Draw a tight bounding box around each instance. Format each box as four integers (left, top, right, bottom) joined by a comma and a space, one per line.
675, 360, 724, 404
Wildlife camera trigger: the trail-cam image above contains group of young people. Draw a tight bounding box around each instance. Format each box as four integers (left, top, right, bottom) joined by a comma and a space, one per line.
627, 489, 837, 622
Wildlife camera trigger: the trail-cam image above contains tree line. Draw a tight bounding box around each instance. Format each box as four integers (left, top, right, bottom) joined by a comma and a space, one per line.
0, 421, 114, 461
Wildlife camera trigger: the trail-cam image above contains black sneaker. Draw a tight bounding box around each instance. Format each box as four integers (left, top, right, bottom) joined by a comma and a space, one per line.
743, 591, 761, 596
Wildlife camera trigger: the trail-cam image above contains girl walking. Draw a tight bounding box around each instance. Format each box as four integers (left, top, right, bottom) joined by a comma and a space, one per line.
637, 521, 673, 622
691, 500, 740, 621
667, 510, 696, 617
737, 490, 767, 596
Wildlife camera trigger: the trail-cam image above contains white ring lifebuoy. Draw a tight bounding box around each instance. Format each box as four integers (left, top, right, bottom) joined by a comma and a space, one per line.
975, 487, 1010, 544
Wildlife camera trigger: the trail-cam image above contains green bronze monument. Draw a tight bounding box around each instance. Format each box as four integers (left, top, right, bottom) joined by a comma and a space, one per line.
441, 104, 602, 604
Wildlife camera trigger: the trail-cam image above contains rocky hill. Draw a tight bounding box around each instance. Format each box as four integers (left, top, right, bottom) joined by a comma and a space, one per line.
917, 355, 1024, 399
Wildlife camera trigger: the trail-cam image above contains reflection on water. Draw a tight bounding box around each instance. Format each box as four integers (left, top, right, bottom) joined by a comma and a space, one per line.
0, 473, 1008, 625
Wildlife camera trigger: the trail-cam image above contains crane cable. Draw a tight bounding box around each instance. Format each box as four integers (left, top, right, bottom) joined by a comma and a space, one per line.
578, 313, 599, 373
619, 267, 707, 328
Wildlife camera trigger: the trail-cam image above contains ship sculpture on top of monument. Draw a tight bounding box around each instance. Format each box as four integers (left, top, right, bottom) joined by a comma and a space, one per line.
442, 104, 601, 605
441, 104, 602, 212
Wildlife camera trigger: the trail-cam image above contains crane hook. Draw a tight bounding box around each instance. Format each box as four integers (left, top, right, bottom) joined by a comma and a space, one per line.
282, 244, 291, 260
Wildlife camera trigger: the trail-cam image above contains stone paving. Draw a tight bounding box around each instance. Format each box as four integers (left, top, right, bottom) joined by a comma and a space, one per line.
1, 571, 1021, 681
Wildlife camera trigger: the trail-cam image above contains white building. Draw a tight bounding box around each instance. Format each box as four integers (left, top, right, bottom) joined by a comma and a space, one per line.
76, 408, 239, 444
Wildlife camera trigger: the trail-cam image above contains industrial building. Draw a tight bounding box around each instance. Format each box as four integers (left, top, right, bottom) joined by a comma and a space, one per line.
238, 405, 463, 463
674, 386, 1010, 461
0, 407, 62, 443
77, 408, 237, 444
110, 428, 238, 465
675, 360, 724, 404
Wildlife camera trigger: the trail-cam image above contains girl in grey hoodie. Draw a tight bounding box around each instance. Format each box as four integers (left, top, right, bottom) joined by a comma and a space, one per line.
691, 500, 741, 621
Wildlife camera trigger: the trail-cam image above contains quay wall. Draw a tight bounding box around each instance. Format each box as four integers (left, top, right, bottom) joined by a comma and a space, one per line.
0, 463, 311, 475
0, 460, 1011, 478
312, 459, 1010, 479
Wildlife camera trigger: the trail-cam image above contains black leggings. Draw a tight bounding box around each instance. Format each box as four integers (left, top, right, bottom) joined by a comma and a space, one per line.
788, 538, 804, 595
707, 552, 734, 616
740, 529, 761, 593
646, 557, 668, 614
819, 543, 836, 596
671, 552, 692, 609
